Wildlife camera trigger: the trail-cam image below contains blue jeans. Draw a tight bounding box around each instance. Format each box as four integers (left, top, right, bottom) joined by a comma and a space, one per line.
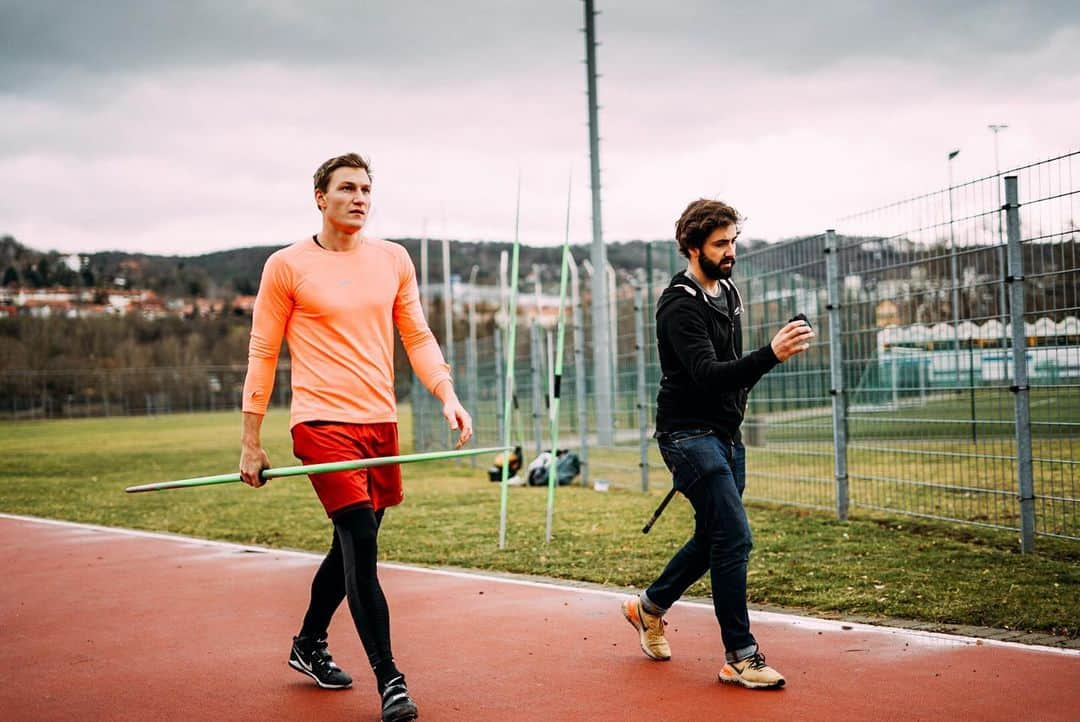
645, 430, 756, 657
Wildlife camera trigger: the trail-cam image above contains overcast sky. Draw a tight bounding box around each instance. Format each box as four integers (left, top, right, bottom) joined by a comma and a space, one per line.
2, 1, 1078, 255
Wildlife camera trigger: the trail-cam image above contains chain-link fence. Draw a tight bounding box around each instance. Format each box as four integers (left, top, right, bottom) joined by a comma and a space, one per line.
823, 153, 1079, 548
414, 151, 1079, 549
738, 234, 836, 512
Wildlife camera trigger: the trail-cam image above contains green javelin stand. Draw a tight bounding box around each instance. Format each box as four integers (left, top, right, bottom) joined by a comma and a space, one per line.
498, 177, 523, 550
544, 177, 573, 543
125, 447, 507, 493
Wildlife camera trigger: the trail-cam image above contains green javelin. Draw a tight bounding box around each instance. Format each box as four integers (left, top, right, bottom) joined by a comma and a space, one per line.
125, 446, 508, 493
545, 175, 573, 543
498, 176, 522, 550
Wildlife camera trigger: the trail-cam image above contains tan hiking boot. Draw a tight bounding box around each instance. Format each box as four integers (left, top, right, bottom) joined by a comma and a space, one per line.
718, 651, 786, 689
621, 597, 671, 661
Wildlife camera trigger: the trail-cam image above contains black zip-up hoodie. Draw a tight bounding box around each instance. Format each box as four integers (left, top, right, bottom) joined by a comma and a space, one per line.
655, 271, 780, 442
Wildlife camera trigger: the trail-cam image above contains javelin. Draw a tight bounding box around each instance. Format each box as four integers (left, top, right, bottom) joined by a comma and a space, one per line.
498, 173, 522, 550
641, 487, 678, 534
125, 446, 509, 493
544, 172, 573, 543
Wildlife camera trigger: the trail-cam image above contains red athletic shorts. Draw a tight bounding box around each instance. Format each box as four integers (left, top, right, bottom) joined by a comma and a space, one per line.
290, 421, 403, 517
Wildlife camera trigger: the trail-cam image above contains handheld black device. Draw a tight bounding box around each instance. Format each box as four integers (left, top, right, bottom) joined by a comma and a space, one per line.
788, 313, 812, 329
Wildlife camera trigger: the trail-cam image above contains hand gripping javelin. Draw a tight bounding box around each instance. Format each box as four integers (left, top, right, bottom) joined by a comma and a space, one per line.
126, 446, 508, 493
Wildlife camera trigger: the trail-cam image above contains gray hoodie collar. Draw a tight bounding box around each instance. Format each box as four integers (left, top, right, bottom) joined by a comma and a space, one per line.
672, 272, 742, 318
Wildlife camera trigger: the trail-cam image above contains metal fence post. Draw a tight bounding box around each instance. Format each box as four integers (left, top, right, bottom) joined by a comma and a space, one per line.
645, 243, 656, 390
762, 274, 774, 411
102, 371, 110, 417
635, 284, 649, 492
442, 238, 454, 376
467, 269, 480, 463
569, 258, 589, 486
494, 328, 505, 450
467, 336, 478, 464
412, 373, 425, 452
825, 229, 849, 521
645, 242, 654, 328
1004, 176, 1036, 553
606, 262, 619, 427
530, 322, 544, 457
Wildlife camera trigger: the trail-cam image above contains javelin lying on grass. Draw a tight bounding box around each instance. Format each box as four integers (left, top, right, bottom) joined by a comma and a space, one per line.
125, 446, 508, 493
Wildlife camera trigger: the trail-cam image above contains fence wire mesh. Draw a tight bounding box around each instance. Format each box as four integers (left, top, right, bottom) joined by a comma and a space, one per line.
835, 171, 1025, 532
826, 152, 1078, 541
738, 235, 836, 512
1009, 154, 1080, 540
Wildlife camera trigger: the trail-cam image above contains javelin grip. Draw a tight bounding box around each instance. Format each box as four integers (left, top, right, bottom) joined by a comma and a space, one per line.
642, 487, 678, 534
125, 446, 509, 493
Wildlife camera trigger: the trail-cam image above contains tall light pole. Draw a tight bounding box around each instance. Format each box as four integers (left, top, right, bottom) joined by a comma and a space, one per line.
988, 124, 1009, 347
947, 149, 962, 393
988, 124, 1008, 175
583, 0, 613, 444
948, 148, 977, 442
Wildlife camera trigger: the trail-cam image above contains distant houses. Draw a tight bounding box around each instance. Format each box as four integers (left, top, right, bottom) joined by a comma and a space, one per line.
0, 287, 258, 320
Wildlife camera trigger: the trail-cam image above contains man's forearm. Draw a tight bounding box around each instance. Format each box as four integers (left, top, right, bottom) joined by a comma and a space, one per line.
241, 411, 265, 449
432, 379, 459, 405
686, 343, 780, 392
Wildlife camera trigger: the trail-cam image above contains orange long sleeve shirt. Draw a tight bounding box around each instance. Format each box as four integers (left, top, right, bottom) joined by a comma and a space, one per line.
241, 236, 451, 428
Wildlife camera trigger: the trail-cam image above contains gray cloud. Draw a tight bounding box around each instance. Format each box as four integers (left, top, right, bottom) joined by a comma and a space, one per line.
605, 1, 1079, 70
3, 1, 1076, 91
0, 1, 580, 93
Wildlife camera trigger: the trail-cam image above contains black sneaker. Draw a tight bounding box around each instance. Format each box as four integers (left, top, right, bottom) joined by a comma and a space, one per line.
288, 635, 353, 689
381, 675, 419, 722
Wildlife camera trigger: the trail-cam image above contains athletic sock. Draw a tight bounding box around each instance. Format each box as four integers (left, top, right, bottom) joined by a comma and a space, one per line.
374, 659, 403, 693
640, 592, 666, 617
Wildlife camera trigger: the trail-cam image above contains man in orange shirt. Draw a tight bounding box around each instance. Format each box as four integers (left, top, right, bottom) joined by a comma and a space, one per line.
239, 153, 471, 722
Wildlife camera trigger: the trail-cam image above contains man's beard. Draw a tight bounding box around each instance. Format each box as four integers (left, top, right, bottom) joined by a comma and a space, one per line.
699, 254, 735, 281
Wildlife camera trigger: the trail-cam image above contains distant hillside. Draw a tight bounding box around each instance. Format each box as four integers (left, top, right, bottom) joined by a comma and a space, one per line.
2, 235, 94, 288
4, 234, 733, 298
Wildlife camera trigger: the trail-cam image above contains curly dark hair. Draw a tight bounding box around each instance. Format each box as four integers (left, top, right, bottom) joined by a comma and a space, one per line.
674, 199, 742, 259
313, 153, 372, 195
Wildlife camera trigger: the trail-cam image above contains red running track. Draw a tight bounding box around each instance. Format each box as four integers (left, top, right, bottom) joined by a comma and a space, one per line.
1, 514, 1077, 721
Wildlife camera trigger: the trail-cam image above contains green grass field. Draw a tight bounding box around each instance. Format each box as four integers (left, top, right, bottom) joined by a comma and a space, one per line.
0, 408, 1077, 638
756, 386, 1080, 442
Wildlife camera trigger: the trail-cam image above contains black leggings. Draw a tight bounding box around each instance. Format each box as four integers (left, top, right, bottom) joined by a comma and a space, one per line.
299, 506, 393, 671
